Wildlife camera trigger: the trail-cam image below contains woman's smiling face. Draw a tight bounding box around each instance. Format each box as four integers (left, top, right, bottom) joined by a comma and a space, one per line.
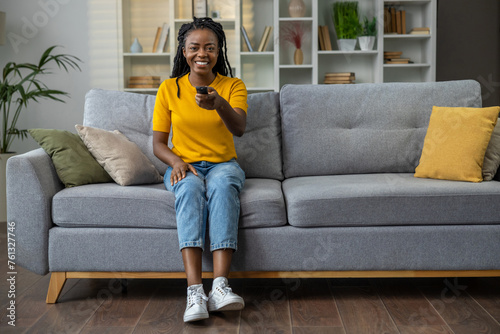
183, 28, 219, 78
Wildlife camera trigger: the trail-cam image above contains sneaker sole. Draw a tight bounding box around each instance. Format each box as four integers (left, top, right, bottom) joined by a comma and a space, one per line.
183, 312, 209, 322
208, 298, 245, 312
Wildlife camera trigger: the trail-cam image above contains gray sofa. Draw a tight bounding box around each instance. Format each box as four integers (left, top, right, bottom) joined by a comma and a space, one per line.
7, 80, 500, 303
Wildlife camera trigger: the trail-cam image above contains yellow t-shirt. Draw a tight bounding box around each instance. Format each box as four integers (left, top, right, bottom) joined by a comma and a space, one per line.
153, 73, 248, 163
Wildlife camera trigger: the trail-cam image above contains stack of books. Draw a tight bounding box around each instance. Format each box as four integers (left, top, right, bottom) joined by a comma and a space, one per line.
318, 26, 332, 51
384, 51, 412, 64
324, 72, 355, 84
409, 27, 430, 35
384, 6, 406, 34
128, 76, 161, 89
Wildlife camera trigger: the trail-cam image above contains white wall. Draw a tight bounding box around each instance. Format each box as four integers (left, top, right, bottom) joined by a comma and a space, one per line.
0, 0, 120, 154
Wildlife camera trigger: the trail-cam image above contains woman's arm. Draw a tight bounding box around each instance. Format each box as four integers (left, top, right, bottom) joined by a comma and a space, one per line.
196, 87, 246, 137
153, 131, 198, 185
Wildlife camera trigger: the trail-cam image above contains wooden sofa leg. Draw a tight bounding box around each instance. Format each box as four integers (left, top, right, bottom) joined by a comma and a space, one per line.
46, 272, 67, 304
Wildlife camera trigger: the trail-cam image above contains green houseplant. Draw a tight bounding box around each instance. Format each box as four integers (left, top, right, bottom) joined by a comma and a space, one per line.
0, 45, 81, 222
1, 45, 81, 154
359, 16, 377, 50
332, 1, 362, 51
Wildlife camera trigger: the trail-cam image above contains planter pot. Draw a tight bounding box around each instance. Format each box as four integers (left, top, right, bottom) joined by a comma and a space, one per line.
337, 39, 357, 51
1, 153, 16, 222
294, 48, 304, 65
358, 36, 375, 51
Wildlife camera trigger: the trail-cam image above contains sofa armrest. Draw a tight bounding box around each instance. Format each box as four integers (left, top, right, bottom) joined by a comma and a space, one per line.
6, 148, 63, 275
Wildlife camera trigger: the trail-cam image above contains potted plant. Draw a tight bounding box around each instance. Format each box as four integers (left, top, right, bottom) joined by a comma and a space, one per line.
1, 45, 81, 154
332, 1, 362, 51
0, 45, 81, 221
359, 16, 377, 51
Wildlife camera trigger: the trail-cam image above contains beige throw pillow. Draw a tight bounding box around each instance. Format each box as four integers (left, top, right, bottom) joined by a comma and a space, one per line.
75, 125, 163, 186
483, 120, 500, 181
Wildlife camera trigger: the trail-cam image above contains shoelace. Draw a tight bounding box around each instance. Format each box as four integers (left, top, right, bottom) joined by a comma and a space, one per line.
187, 288, 208, 307
214, 282, 232, 297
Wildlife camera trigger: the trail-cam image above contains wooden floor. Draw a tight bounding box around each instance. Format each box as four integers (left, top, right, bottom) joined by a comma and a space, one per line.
1, 226, 500, 333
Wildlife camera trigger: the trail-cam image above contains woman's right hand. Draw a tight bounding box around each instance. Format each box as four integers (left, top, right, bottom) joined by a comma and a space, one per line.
170, 161, 198, 186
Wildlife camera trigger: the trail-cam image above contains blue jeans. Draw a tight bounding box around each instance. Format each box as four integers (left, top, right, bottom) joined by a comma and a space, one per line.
165, 159, 245, 252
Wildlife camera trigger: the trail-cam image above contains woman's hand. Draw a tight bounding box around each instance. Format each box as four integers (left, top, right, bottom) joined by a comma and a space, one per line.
170, 161, 198, 186
195, 86, 221, 110
195, 87, 246, 137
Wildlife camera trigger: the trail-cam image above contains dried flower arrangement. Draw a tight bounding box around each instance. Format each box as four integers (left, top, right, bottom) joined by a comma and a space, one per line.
280, 22, 306, 49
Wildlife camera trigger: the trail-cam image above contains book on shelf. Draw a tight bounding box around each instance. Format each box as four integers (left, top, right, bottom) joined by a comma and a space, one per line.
409, 27, 430, 35
241, 26, 253, 52
401, 10, 406, 34
384, 51, 403, 55
322, 26, 332, 50
324, 72, 355, 84
384, 8, 390, 33
385, 58, 411, 64
318, 25, 325, 50
152, 27, 162, 52
390, 7, 396, 33
396, 10, 402, 34
257, 26, 272, 52
318, 25, 332, 51
128, 76, 161, 88
155, 23, 169, 53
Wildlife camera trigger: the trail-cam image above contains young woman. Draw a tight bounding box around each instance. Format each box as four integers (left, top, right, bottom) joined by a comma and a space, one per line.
152, 17, 247, 323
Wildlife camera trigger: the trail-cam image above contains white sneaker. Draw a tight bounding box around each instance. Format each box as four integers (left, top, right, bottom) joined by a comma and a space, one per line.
183, 284, 209, 322
208, 277, 245, 312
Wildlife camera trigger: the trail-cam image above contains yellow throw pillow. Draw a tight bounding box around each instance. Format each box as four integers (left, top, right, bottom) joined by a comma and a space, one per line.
415, 106, 500, 182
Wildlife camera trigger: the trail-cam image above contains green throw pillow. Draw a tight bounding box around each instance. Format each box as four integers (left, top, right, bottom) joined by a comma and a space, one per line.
28, 128, 113, 187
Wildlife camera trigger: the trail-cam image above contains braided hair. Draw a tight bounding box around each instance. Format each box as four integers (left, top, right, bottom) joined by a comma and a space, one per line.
171, 17, 233, 98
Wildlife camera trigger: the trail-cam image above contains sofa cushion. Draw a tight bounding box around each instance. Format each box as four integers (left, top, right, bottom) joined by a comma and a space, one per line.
75, 125, 163, 186
84, 89, 283, 180
52, 179, 286, 229
52, 183, 177, 229
28, 129, 113, 187
239, 178, 287, 228
282, 173, 500, 228
414, 106, 499, 182
280, 80, 483, 178
234, 92, 284, 180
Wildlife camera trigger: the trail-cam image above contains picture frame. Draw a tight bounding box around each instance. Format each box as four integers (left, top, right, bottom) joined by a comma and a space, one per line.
192, 0, 207, 18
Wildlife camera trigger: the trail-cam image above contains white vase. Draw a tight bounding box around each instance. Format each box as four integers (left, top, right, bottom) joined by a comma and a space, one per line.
337, 39, 357, 51
358, 36, 375, 51
130, 37, 143, 53
1, 153, 16, 223
288, 0, 306, 17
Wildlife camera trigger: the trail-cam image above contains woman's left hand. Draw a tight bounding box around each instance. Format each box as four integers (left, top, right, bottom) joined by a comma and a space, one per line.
196, 87, 221, 110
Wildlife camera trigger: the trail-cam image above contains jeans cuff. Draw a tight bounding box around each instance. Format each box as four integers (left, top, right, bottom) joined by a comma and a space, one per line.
211, 242, 237, 252
179, 241, 204, 252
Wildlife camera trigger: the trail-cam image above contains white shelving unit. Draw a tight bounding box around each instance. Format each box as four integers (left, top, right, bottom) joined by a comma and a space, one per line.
118, 0, 436, 93
118, 0, 240, 93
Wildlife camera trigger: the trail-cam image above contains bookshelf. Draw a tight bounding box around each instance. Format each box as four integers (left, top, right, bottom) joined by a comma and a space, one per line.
118, 0, 240, 93
118, 0, 436, 93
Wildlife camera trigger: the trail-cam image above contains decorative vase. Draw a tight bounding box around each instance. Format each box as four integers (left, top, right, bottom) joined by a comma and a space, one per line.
288, 0, 306, 18
130, 38, 143, 53
294, 48, 304, 65
337, 39, 357, 51
1, 153, 16, 222
358, 36, 375, 51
